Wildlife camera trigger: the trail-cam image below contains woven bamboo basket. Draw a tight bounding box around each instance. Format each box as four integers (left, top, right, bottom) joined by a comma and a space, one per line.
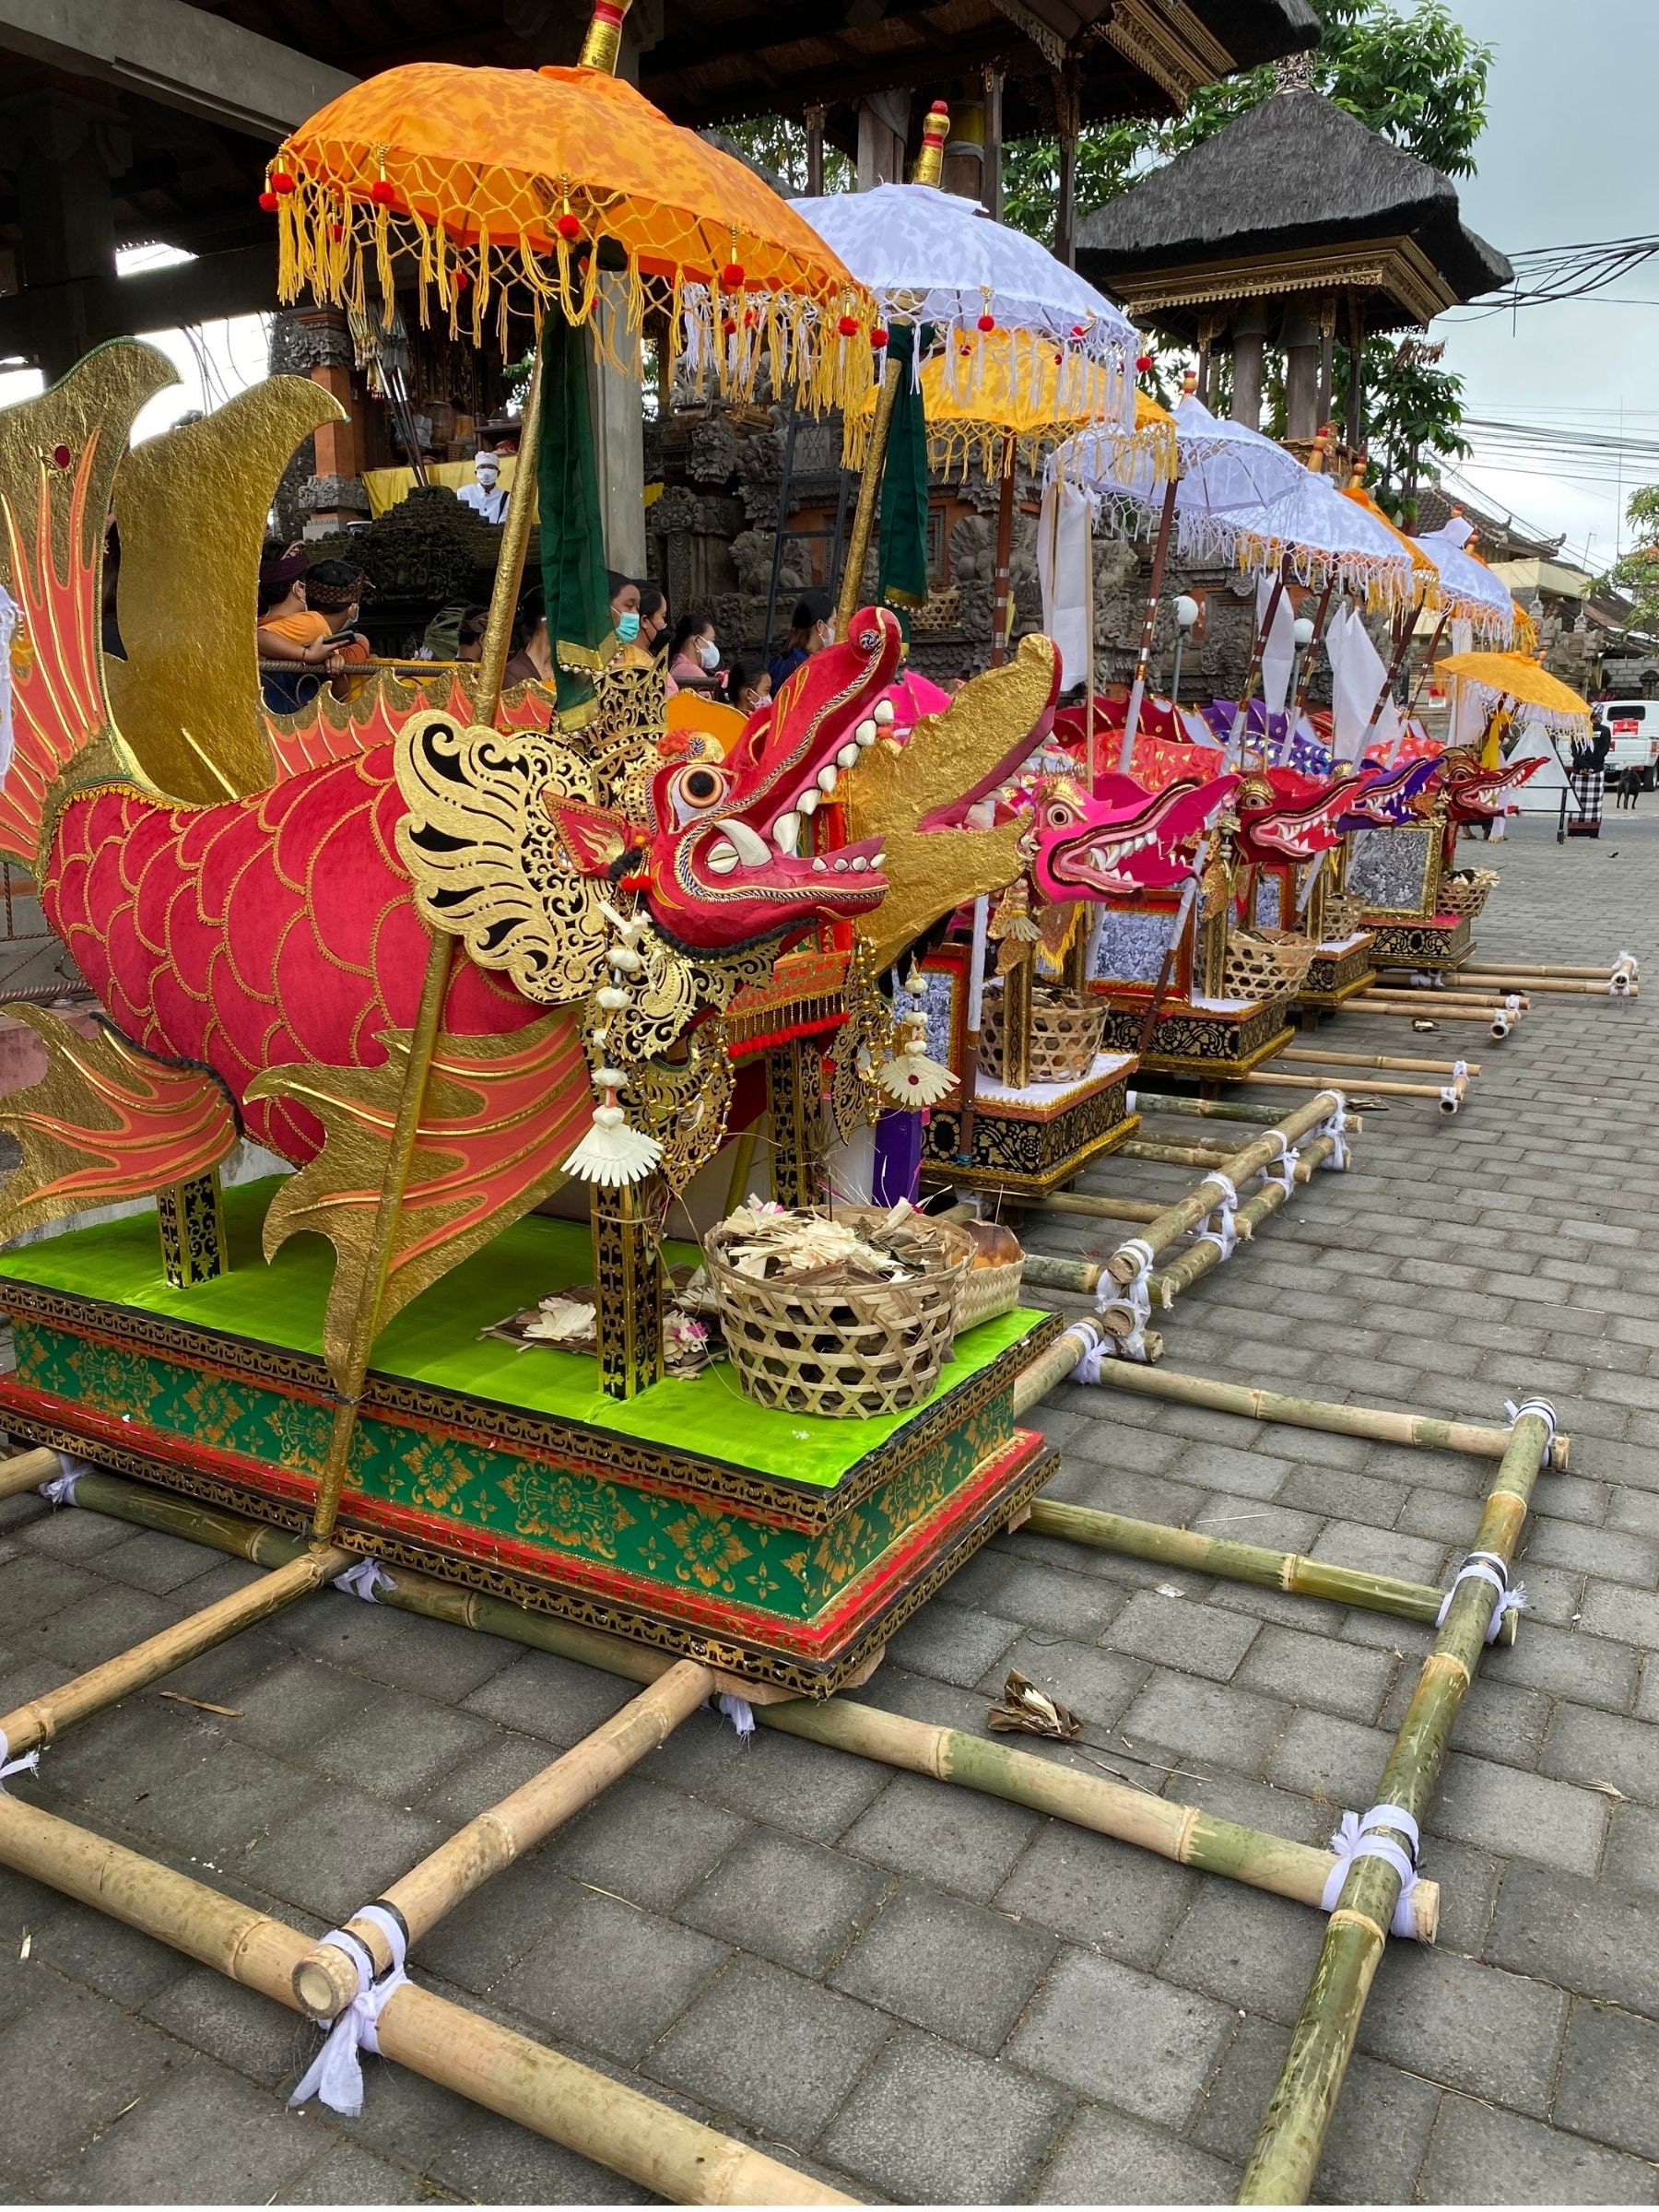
981, 983, 1106, 1085
1319, 892, 1367, 942
1223, 927, 1319, 1001
954, 1253, 1025, 1333
1438, 867, 1500, 921
706, 1207, 973, 1418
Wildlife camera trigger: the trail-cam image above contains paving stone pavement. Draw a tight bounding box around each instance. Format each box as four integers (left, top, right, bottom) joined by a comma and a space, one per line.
1, 814, 1658, 2204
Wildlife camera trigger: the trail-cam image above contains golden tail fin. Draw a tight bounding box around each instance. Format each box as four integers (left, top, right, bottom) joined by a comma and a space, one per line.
0, 342, 175, 865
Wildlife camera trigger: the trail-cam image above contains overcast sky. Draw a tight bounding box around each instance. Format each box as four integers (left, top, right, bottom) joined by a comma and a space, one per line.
1437, 0, 1659, 570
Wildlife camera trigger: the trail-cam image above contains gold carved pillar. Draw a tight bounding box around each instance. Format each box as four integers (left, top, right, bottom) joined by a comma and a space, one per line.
766, 1039, 823, 1209
157, 1169, 228, 1287
591, 1178, 665, 1401
1001, 951, 1034, 1089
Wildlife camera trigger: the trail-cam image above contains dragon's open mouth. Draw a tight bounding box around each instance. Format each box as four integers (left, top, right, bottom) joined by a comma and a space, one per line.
1040, 775, 1236, 898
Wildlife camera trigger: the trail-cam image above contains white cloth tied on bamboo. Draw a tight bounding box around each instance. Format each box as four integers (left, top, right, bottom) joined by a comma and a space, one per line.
0, 1724, 40, 1793
1321, 1802, 1423, 1936
1314, 1100, 1350, 1171
1095, 1236, 1156, 1360
717, 1692, 755, 1744
1436, 1547, 1525, 1643
1503, 1394, 1559, 1467
1194, 1172, 1239, 1261
288, 1903, 409, 2119
1072, 1324, 1116, 1383
1260, 1132, 1300, 1197
335, 1557, 394, 1603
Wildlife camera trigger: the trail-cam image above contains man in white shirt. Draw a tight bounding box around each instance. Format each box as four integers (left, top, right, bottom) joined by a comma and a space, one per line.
457, 450, 510, 526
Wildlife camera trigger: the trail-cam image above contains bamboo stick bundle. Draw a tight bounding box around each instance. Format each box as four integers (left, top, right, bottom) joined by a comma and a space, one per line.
0, 1446, 61, 1500
18, 1465, 1435, 1934
1237, 1404, 1556, 2204
0, 1791, 845, 2206
1022, 1193, 1167, 1223
1280, 1048, 1480, 1077
1146, 1133, 1339, 1307
1103, 1092, 1344, 1287
1026, 1500, 1514, 1642
1065, 1359, 1569, 1468
291, 1660, 714, 2015
0, 1545, 351, 1757
1386, 968, 1618, 996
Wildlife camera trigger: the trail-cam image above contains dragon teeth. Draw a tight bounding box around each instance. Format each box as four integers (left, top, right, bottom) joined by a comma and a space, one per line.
872, 852, 886, 868
714, 817, 771, 866
837, 744, 860, 770
811, 857, 828, 872
854, 718, 878, 747
706, 842, 739, 875
817, 765, 838, 795
832, 858, 849, 871
797, 789, 820, 816
773, 812, 801, 854
850, 855, 868, 872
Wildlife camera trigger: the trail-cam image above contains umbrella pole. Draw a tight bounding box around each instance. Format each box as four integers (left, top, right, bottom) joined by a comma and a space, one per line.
1084, 495, 1098, 787
311, 340, 547, 1544
763, 406, 800, 664
1118, 472, 1179, 771
1290, 581, 1335, 714
955, 892, 992, 1163
1359, 585, 1427, 759
1224, 559, 1288, 766
835, 347, 903, 639
990, 435, 1016, 668
1406, 608, 1451, 717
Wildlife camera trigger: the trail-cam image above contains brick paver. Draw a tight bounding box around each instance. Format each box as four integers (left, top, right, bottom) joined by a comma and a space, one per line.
2, 815, 1658, 2201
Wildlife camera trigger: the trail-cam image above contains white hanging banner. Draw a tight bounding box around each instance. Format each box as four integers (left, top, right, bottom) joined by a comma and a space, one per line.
1330, 610, 1389, 762
1038, 476, 1092, 691
1256, 575, 1297, 716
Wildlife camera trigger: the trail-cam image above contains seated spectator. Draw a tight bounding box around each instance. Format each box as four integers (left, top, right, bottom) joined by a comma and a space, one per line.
767, 590, 834, 692
667, 613, 722, 695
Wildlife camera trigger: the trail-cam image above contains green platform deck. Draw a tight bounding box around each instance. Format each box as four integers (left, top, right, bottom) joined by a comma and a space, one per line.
0, 1182, 1060, 1691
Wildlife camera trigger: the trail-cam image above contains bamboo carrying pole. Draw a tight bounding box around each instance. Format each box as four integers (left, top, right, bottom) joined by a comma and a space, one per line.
1057, 1360, 1570, 1469
291, 1659, 714, 2016
1023, 1192, 1166, 1224
1103, 1091, 1343, 1285
0, 1446, 60, 1500
1238, 1406, 1556, 2204
0, 1545, 350, 1758
1121, 1135, 1247, 1169
1280, 1048, 1480, 1077
1025, 1500, 1513, 1643
1261, 1070, 1453, 1102
1134, 1091, 1324, 1127
1395, 973, 1627, 999
1359, 988, 1528, 1015
0, 1792, 844, 2206
13, 1467, 1433, 1936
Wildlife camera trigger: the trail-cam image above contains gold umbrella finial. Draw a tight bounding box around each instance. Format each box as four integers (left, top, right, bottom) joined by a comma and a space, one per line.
580, 0, 631, 74
912, 101, 950, 186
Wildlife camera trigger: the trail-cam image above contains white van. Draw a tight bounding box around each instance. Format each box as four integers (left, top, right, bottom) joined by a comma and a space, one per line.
1599, 700, 1659, 790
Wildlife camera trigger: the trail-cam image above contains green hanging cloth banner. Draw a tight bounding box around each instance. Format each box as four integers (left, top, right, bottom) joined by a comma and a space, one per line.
878, 324, 929, 640
536, 309, 615, 729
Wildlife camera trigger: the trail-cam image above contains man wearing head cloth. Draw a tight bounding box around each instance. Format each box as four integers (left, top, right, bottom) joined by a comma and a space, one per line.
457, 450, 510, 527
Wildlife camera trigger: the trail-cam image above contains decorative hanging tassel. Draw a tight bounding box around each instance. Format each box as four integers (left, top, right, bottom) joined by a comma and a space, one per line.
875, 1015, 957, 1108
563, 1068, 664, 1187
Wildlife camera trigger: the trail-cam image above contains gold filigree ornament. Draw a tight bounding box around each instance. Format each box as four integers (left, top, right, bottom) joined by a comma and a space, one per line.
394, 705, 614, 1005
828, 944, 889, 1144
626, 1023, 735, 1197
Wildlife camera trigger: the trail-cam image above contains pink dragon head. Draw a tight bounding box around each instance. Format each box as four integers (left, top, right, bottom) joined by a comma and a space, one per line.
1233, 768, 1358, 865
547, 606, 902, 953
1030, 771, 1239, 903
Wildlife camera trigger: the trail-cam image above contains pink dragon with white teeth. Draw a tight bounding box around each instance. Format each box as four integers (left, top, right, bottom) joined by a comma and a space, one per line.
1029, 771, 1241, 904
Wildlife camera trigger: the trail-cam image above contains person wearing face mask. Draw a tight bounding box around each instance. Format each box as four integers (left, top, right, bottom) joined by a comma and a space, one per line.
726, 659, 772, 720
667, 614, 721, 696
608, 572, 641, 648
767, 589, 834, 693
615, 580, 669, 676
457, 449, 510, 526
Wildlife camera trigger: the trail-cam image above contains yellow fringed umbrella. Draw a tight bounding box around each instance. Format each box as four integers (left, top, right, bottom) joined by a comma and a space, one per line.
1340, 480, 1440, 591
265, 0, 873, 410
846, 339, 1176, 486
1434, 650, 1590, 728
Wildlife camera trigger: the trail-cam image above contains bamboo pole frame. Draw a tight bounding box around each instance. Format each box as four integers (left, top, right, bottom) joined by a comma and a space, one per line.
1134, 1090, 1336, 1128
1022, 1192, 1167, 1224
1359, 988, 1527, 1015
1280, 1048, 1480, 1077
1145, 1133, 1338, 1307
0, 1790, 844, 2206
1025, 1500, 1513, 1644
1398, 973, 1629, 999
3, 1466, 1435, 1936
1238, 1405, 1556, 2203
0, 1543, 350, 1758
1121, 1135, 1249, 1169
291, 1659, 714, 2015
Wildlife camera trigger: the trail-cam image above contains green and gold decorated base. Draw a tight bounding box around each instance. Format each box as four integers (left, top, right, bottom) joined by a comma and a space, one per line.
1362, 915, 1474, 971
922, 1053, 1138, 1196
0, 1182, 1059, 1695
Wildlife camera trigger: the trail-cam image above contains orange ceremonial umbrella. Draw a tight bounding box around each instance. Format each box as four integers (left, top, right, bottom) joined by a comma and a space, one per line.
265, 0, 874, 410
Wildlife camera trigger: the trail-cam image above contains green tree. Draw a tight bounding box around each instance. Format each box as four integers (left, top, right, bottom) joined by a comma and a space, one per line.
1604, 487, 1659, 638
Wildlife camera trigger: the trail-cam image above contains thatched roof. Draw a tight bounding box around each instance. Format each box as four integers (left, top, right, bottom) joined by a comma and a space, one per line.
1077, 88, 1512, 328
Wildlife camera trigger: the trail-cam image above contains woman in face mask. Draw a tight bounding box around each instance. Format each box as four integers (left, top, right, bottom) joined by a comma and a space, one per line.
608, 571, 641, 643
667, 614, 721, 696
767, 589, 835, 694
726, 659, 772, 720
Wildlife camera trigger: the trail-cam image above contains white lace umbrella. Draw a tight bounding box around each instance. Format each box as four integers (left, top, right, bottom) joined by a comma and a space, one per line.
1414, 521, 1520, 643
790, 180, 1140, 426
1052, 392, 1307, 556
1244, 467, 1419, 610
